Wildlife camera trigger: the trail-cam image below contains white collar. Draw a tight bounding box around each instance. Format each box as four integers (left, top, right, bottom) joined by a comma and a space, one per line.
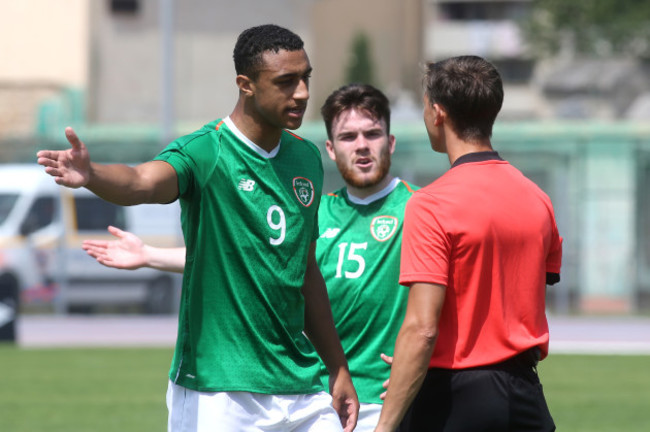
347, 177, 400, 205
224, 116, 280, 158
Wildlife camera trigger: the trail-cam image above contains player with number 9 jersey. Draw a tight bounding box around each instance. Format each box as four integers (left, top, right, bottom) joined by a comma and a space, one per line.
155, 116, 324, 393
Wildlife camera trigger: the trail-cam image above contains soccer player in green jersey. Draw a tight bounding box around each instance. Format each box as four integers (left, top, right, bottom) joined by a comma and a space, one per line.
318, 84, 418, 430
37, 24, 358, 432
83, 83, 419, 431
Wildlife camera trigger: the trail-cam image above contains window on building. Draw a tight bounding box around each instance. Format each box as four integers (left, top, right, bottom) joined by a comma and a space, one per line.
110, 0, 139, 14
438, 1, 530, 21
492, 58, 534, 83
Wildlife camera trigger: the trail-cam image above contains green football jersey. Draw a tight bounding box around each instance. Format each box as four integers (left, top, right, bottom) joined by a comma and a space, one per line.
316, 178, 418, 404
155, 117, 324, 393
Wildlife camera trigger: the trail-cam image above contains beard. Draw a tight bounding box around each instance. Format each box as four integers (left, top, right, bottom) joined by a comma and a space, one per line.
336, 145, 392, 190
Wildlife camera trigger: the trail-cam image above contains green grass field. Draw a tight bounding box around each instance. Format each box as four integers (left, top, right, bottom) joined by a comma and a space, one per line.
0, 346, 170, 432
0, 346, 648, 431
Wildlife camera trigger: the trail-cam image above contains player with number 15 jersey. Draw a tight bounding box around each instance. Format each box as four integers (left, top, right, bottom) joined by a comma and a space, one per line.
155, 116, 324, 393
316, 178, 417, 404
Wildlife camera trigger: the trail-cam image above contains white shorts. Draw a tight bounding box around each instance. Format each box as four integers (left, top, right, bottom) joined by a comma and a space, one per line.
166, 380, 343, 432
355, 403, 382, 432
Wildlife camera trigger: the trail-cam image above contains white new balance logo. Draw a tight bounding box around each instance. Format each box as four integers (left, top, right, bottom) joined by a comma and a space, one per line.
320, 228, 340, 239
238, 179, 256, 191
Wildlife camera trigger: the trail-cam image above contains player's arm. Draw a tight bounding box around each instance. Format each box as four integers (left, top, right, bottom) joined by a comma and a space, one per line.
302, 241, 359, 432
374, 282, 445, 432
83, 226, 186, 273
37, 127, 178, 205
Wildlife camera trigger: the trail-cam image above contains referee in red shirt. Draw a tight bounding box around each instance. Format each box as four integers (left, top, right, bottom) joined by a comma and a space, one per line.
375, 56, 562, 432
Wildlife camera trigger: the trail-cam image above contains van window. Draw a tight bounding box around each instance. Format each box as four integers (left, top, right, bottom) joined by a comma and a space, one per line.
74, 197, 127, 231
20, 196, 56, 235
0, 193, 19, 225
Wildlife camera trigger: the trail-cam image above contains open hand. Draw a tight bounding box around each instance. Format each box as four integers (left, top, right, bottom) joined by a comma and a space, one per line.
82, 226, 147, 270
37, 127, 91, 188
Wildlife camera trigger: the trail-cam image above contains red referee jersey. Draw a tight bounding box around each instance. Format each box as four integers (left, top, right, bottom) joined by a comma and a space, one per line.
399, 156, 562, 369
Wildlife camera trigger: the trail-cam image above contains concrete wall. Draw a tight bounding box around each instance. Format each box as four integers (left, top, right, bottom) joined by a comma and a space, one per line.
0, 0, 88, 138
87, 0, 314, 125
309, 0, 423, 115
87, 0, 423, 126
0, 0, 89, 85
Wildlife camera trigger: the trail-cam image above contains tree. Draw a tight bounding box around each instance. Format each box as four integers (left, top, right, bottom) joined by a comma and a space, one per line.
521, 0, 650, 57
344, 32, 376, 85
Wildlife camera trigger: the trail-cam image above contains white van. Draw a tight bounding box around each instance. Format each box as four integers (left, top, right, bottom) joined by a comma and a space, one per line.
0, 164, 183, 314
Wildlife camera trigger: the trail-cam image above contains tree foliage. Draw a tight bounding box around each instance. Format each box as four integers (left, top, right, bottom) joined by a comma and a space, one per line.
521, 0, 650, 57
345, 32, 376, 85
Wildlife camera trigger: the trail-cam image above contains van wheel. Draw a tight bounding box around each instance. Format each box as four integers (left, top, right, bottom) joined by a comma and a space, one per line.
0, 273, 19, 307
145, 277, 174, 314
0, 273, 18, 292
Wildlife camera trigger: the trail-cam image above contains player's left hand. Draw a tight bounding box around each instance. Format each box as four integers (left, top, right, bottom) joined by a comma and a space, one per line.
329, 367, 359, 432
82, 225, 147, 270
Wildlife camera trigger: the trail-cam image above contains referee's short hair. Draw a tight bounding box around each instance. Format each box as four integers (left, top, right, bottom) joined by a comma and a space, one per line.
424, 56, 503, 142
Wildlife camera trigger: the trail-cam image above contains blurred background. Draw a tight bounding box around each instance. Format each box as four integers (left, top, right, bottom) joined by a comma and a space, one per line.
1, 0, 650, 321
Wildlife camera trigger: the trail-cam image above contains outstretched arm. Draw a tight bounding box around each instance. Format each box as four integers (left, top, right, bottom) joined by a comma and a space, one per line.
302, 242, 359, 432
37, 127, 179, 205
83, 226, 186, 273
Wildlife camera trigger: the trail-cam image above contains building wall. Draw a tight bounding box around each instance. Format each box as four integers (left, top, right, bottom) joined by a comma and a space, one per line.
310, 0, 423, 117
423, 0, 545, 119
1, 0, 423, 134
87, 0, 314, 126
0, 0, 89, 85
0, 0, 88, 138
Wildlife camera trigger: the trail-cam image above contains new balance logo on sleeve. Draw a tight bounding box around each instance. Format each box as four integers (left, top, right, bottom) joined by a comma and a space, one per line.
238, 179, 256, 191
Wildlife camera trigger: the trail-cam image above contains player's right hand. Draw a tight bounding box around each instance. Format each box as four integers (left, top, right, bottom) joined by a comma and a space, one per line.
328, 366, 359, 432
36, 126, 91, 188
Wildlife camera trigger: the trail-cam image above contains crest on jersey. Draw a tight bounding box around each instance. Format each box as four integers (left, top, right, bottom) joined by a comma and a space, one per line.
370, 216, 398, 242
293, 177, 315, 207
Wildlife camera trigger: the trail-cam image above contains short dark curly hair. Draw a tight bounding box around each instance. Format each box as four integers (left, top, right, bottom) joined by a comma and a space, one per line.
233, 24, 304, 80
320, 83, 391, 140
